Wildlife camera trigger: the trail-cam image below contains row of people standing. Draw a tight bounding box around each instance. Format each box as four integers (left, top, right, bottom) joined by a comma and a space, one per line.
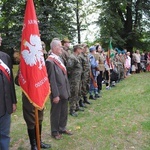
14, 38, 73, 149
2, 33, 148, 150
60, 39, 105, 117
44, 38, 125, 147
132, 50, 150, 72
146, 52, 150, 71
64, 43, 91, 117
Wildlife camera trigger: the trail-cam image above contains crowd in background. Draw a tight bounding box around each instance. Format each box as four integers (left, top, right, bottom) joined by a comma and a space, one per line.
1, 35, 150, 149
44, 38, 150, 117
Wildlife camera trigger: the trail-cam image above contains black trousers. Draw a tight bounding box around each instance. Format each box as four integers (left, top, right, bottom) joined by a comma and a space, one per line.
50, 98, 68, 135
97, 71, 103, 91
136, 63, 141, 73
105, 70, 110, 86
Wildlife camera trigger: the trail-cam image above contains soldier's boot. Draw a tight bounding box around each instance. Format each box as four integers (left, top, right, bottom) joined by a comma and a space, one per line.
39, 125, 51, 149
95, 93, 100, 98
75, 106, 84, 112
89, 95, 96, 100
98, 89, 101, 93
70, 109, 78, 117
28, 128, 37, 150
83, 96, 91, 104
79, 99, 87, 108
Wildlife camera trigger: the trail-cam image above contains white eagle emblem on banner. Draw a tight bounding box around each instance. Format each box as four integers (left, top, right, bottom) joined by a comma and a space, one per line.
22, 34, 45, 70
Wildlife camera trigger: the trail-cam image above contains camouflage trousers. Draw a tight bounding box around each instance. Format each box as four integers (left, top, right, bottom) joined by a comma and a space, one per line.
117, 64, 124, 80
81, 74, 90, 97
69, 80, 80, 112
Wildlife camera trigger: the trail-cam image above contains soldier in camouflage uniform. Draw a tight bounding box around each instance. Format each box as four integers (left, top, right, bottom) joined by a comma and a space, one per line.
61, 38, 71, 66
120, 52, 126, 79
78, 43, 91, 107
116, 53, 124, 81
66, 45, 83, 117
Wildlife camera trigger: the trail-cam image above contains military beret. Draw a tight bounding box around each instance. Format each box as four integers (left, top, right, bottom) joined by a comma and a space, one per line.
89, 46, 96, 52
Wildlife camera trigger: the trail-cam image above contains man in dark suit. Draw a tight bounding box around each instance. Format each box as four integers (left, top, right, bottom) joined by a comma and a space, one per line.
0, 34, 17, 150
46, 38, 72, 140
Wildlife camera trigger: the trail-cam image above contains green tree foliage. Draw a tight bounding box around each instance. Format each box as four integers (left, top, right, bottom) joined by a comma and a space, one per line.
35, 0, 76, 48
0, 0, 25, 57
0, 0, 76, 55
71, 0, 94, 43
0, 0, 149, 56
95, 0, 150, 52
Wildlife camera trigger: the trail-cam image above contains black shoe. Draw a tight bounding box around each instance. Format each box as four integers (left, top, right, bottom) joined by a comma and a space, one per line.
70, 111, 78, 117
98, 89, 101, 93
83, 96, 91, 104
31, 143, 37, 150
75, 107, 84, 112
28, 129, 38, 150
40, 142, 51, 149
95, 94, 101, 98
89, 95, 96, 100
79, 99, 87, 107
38, 125, 51, 148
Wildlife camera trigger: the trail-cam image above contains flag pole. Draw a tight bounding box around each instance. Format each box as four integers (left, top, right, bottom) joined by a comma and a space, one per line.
35, 108, 41, 150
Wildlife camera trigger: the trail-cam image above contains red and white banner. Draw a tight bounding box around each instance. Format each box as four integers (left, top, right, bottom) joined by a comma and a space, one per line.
19, 0, 50, 110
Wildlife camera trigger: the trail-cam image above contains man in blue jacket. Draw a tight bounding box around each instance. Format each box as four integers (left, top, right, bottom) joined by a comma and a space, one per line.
88, 46, 100, 100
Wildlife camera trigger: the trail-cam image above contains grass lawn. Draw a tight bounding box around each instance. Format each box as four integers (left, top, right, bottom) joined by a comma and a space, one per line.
10, 65, 150, 150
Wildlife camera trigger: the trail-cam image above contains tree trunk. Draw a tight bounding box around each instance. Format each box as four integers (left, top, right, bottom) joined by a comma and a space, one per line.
76, 0, 81, 44
124, 1, 133, 52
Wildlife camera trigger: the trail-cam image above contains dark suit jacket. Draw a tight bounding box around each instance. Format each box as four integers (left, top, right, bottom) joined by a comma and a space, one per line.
46, 58, 70, 100
0, 51, 17, 117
